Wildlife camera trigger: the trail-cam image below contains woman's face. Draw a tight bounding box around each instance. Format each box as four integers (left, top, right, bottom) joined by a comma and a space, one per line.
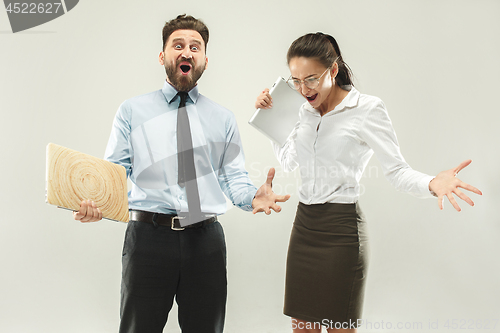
288, 57, 337, 110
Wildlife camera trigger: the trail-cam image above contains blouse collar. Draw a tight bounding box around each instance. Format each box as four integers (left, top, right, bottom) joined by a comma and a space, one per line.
303, 85, 360, 116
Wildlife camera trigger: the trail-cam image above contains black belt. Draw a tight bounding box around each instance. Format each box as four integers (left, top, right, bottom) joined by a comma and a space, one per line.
129, 210, 217, 230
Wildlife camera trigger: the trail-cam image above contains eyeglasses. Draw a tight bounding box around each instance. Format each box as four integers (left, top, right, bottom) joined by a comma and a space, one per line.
286, 67, 331, 91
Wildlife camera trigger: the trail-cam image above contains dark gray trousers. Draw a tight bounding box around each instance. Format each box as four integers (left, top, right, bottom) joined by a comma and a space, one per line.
119, 219, 227, 333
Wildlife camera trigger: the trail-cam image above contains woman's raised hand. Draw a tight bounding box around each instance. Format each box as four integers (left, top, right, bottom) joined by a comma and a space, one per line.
428, 159, 482, 211
255, 88, 273, 109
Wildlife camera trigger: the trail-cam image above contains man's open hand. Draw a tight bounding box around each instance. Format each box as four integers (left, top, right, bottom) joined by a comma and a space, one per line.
252, 168, 291, 215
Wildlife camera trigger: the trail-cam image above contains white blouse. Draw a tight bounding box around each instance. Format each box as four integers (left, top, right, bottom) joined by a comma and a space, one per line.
272, 86, 434, 204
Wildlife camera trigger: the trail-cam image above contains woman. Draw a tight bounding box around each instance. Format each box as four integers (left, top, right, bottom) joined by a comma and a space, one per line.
255, 33, 482, 333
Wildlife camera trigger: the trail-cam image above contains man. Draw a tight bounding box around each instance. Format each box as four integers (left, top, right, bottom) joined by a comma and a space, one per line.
73, 14, 289, 333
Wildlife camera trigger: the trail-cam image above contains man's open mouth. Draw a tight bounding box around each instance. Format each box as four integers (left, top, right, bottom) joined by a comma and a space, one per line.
179, 63, 192, 75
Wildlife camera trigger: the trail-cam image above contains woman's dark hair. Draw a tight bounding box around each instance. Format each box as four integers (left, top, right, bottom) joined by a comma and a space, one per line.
287, 32, 353, 86
162, 14, 209, 51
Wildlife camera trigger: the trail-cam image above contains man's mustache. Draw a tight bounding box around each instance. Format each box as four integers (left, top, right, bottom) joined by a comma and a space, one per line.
176, 58, 195, 67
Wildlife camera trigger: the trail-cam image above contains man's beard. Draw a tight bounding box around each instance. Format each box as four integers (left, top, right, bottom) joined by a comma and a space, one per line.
165, 59, 205, 92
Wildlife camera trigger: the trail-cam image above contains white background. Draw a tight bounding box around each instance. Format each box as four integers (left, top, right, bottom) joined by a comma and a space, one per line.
1, 0, 499, 332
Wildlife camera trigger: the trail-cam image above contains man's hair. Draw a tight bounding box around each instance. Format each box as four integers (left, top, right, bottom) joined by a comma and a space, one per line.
162, 14, 209, 51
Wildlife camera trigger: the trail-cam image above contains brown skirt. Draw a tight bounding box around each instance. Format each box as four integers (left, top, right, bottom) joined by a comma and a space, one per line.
284, 202, 369, 325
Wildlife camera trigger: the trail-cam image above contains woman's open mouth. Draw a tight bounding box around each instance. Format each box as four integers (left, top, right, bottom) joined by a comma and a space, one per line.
306, 93, 318, 102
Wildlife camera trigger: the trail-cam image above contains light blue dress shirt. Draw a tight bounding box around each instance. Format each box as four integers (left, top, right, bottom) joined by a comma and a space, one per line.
104, 81, 258, 215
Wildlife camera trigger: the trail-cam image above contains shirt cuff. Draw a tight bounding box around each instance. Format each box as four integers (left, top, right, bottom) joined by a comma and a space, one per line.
419, 175, 436, 199
240, 187, 258, 212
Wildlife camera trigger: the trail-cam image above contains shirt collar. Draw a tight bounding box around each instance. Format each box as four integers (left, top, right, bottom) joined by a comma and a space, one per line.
161, 80, 200, 105
304, 85, 360, 116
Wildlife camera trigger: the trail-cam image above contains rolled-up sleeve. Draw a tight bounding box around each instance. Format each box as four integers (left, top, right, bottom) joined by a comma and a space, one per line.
104, 101, 133, 178
271, 118, 300, 173
217, 115, 258, 211
358, 99, 434, 199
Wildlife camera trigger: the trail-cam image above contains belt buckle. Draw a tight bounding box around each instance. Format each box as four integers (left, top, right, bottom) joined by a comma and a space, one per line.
171, 216, 185, 231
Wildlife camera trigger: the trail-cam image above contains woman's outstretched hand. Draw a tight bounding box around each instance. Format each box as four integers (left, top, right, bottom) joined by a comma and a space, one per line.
428, 159, 482, 211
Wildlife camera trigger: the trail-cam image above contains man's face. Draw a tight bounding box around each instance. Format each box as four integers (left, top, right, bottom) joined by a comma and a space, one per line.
159, 29, 208, 92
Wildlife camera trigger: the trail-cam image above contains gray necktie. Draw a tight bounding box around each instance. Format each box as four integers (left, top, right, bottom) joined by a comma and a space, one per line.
176, 92, 202, 222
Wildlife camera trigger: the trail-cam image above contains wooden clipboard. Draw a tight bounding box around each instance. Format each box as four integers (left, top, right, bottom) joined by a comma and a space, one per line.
46, 143, 129, 222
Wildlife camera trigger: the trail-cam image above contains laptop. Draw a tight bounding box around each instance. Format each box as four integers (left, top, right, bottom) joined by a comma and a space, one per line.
46, 143, 129, 222
248, 77, 305, 147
